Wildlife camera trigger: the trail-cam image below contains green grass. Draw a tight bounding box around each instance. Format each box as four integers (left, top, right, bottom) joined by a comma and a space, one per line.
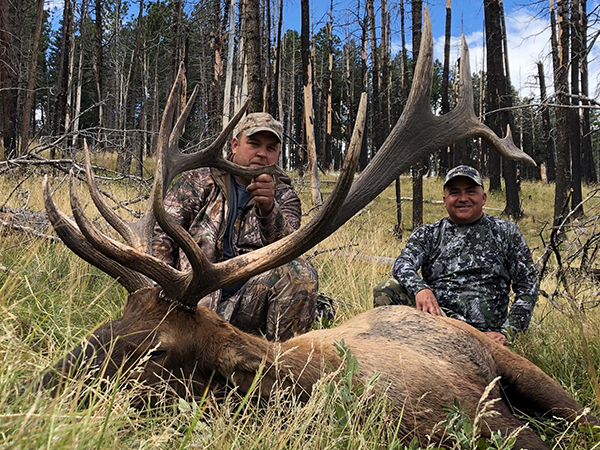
1, 167, 600, 449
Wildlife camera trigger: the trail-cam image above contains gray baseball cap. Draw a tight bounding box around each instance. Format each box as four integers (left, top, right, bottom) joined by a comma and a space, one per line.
444, 165, 484, 187
236, 112, 283, 143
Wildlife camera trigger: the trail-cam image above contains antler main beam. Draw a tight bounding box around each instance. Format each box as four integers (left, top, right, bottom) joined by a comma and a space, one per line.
331, 8, 534, 230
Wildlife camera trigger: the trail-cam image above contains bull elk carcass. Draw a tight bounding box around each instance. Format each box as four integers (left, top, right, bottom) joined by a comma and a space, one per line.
37, 10, 596, 450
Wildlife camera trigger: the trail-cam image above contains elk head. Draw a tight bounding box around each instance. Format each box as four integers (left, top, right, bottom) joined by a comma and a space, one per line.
38, 8, 535, 401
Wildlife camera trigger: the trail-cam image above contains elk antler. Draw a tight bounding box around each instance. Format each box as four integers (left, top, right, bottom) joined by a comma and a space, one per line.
43, 177, 151, 292
330, 12, 535, 230
44, 62, 366, 306
45, 8, 534, 309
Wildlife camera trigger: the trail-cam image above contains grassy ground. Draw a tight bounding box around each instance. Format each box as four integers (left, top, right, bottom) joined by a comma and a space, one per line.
1, 166, 600, 449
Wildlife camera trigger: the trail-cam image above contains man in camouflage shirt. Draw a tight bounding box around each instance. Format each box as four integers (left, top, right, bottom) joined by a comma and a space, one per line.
373, 165, 538, 346
153, 113, 317, 341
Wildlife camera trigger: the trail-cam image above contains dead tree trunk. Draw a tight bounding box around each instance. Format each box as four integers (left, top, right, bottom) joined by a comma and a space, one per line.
411, 0, 424, 229
580, 0, 595, 183
264, 0, 275, 115
235, 0, 248, 112
537, 61, 556, 183
170, 0, 183, 88
498, 0, 520, 219
553, 0, 572, 225
246, 0, 263, 112
439, 0, 452, 175
130, 0, 144, 176
94, 0, 104, 148
484, 0, 505, 196
301, 0, 322, 205
570, 0, 583, 216
359, 2, 369, 171
366, 0, 381, 154
325, 4, 333, 170
0, 0, 15, 157
271, 0, 284, 120
209, 0, 224, 135
51, 0, 72, 158
380, 0, 390, 143
72, 0, 90, 148
223, 0, 237, 128
19, 0, 45, 156
394, 0, 410, 236
343, 37, 355, 165
485, 0, 502, 193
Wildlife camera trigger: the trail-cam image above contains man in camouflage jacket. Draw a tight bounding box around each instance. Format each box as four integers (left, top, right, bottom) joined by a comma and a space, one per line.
153, 113, 317, 341
374, 165, 538, 346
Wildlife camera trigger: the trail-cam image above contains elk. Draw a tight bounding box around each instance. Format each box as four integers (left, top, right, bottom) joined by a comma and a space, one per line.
38, 10, 596, 450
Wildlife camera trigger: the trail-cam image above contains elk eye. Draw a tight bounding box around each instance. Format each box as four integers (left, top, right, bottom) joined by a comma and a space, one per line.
149, 349, 166, 360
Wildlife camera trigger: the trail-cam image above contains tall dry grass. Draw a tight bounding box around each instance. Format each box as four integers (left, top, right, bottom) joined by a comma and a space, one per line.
0, 166, 599, 449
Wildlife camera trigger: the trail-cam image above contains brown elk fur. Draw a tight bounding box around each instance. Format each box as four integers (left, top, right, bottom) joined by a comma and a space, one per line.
42, 286, 597, 450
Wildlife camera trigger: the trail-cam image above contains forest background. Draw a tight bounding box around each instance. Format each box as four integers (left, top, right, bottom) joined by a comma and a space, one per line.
1, 0, 600, 227
2, 1, 600, 448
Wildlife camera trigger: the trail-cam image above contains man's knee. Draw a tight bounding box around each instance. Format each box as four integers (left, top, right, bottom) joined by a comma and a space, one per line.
373, 278, 414, 307
273, 258, 319, 315
280, 258, 318, 291
265, 258, 318, 341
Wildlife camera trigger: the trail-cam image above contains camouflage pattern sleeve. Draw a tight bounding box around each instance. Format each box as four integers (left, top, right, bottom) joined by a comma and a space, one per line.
151, 171, 206, 267
392, 226, 434, 297
502, 223, 539, 336
257, 187, 301, 245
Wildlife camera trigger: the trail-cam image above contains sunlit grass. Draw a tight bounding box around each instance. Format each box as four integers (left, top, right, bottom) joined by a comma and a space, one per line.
0, 163, 599, 449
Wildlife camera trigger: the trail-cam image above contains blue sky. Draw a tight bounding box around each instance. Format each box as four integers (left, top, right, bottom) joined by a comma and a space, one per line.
44, 0, 599, 98
282, 0, 600, 98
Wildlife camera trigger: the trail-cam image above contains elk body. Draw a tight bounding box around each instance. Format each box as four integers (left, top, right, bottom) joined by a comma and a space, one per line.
42, 286, 596, 450
38, 10, 597, 450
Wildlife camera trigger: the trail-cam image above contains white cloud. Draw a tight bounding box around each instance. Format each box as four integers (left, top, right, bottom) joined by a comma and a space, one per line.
504, 9, 552, 96
430, 5, 600, 101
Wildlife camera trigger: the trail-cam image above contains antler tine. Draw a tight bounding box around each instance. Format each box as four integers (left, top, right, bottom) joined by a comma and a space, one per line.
82, 140, 146, 250
43, 176, 152, 292
162, 84, 200, 190
166, 99, 282, 187
174, 92, 368, 303
67, 169, 187, 292
446, 35, 536, 164
324, 6, 535, 230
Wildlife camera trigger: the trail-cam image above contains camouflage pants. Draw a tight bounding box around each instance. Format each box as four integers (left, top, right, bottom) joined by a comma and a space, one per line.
373, 278, 449, 317
216, 257, 318, 341
373, 278, 415, 307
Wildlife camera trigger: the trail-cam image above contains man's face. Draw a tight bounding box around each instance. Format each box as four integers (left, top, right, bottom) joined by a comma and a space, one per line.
231, 131, 281, 169
443, 177, 487, 224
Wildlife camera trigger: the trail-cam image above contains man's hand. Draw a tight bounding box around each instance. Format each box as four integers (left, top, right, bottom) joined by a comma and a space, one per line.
247, 174, 276, 216
484, 331, 509, 346
415, 289, 442, 316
